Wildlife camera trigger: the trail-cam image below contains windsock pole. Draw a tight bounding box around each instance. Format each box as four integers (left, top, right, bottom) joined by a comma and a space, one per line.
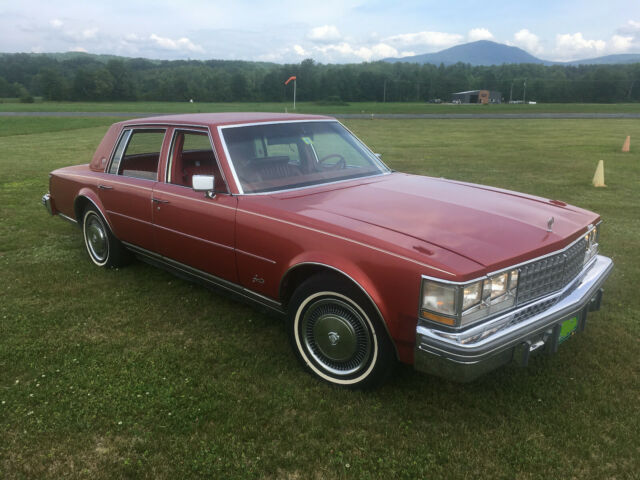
285, 76, 297, 110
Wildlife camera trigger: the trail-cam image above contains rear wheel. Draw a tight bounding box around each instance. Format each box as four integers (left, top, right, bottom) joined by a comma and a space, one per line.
82, 206, 130, 268
288, 274, 395, 389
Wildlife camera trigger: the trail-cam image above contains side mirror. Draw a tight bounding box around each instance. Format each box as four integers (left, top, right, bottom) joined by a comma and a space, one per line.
375, 153, 382, 159
192, 174, 215, 198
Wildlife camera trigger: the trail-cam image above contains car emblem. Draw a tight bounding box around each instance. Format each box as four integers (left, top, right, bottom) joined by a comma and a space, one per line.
547, 216, 555, 232
328, 332, 340, 346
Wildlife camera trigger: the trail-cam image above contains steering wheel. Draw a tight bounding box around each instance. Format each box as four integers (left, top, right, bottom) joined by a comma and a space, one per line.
318, 154, 346, 170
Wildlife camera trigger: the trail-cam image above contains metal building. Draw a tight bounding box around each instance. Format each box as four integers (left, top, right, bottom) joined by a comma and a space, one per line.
451, 90, 502, 104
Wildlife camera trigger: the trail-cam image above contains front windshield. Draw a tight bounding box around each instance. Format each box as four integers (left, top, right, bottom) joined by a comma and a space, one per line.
221, 121, 389, 193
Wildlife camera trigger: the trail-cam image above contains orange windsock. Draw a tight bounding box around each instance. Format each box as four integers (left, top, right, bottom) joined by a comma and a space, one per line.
284, 76, 296, 85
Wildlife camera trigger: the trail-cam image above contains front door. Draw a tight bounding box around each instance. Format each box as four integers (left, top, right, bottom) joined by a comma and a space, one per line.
151, 129, 238, 283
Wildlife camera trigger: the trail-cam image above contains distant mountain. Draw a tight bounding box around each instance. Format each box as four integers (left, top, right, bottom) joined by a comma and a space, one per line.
383, 40, 640, 66
566, 53, 640, 65
384, 41, 549, 66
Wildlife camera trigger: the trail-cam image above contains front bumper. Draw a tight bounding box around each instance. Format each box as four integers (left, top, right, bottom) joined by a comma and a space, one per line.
42, 193, 54, 215
415, 254, 614, 382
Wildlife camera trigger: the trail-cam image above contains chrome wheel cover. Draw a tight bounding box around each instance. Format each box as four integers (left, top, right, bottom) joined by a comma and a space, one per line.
300, 298, 372, 376
85, 214, 108, 263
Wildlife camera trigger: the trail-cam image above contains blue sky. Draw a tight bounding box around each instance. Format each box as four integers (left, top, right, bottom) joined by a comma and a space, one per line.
1, 0, 639, 63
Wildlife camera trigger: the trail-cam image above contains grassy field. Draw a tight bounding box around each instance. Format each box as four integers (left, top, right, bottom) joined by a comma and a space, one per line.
2, 99, 640, 115
1, 115, 639, 479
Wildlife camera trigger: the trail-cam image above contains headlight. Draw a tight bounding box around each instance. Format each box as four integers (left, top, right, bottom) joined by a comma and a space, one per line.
421, 269, 519, 328
584, 223, 599, 264
421, 282, 456, 316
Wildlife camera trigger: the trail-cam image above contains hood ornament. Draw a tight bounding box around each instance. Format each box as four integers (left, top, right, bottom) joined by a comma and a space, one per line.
547, 216, 555, 232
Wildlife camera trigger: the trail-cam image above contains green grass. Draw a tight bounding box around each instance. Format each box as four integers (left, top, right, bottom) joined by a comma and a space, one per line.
2, 100, 640, 115
1, 117, 639, 479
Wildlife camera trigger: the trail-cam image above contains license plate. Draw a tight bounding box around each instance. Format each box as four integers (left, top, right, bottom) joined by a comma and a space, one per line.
558, 316, 578, 344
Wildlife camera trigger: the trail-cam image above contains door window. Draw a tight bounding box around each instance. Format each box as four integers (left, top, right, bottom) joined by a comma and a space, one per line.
109, 129, 165, 180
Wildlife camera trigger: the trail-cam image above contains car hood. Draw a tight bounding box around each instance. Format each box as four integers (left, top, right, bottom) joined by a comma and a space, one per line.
277, 173, 598, 270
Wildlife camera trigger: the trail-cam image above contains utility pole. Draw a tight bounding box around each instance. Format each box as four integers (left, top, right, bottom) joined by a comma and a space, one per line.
523, 78, 527, 104
383, 80, 387, 102
509, 81, 514, 103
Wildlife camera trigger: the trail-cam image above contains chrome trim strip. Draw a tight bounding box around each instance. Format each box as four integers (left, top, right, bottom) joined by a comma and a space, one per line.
58, 212, 77, 224
153, 223, 234, 251
122, 241, 284, 313
281, 261, 399, 359
106, 209, 153, 228
237, 208, 455, 276
154, 189, 236, 209
106, 128, 132, 173
61, 173, 155, 192
236, 249, 277, 265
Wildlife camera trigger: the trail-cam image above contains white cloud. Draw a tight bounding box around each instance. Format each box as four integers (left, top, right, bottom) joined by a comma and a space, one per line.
149, 33, 204, 53
50, 19, 63, 29
293, 44, 308, 56
81, 28, 98, 40
611, 34, 633, 52
308, 25, 341, 43
384, 30, 464, 50
468, 28, 493, 42
512, 29, 543, 55
555, 32, 606, 59
311, 41, 401, 61
617, 20, 640, 35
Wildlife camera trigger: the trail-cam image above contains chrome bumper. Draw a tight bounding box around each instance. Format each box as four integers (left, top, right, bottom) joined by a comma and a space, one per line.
415, 254, 614, 382
42, 193, 54, 215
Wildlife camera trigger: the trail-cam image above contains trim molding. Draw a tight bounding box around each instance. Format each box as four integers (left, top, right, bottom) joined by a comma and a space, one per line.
122, 241, 284, 314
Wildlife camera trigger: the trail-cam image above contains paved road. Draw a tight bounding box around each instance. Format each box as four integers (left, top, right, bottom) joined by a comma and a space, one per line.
2, 111, 640, 119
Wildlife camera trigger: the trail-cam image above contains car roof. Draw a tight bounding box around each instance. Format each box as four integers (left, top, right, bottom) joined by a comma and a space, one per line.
117, 112, 334, 129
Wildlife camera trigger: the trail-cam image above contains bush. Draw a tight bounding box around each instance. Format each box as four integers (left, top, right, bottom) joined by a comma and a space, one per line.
20, 94, 35, 103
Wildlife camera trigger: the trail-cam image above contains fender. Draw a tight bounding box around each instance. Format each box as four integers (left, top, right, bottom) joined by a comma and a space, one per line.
74, 187, 112, 230
280, 251, 400, 358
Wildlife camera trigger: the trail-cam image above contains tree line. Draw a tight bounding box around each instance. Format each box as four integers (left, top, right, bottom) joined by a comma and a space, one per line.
1, 52, 639, 103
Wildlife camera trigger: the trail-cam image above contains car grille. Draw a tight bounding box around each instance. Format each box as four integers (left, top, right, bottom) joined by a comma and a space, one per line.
516, 237, 587, 305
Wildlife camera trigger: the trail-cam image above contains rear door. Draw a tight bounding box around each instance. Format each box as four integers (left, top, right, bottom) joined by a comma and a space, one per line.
100, 128, 166, 251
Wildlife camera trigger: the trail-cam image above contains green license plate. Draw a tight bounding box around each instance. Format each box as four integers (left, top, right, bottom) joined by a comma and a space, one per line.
558, 316, 578, 344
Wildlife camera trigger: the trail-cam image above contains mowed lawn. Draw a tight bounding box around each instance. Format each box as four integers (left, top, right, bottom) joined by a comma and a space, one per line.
3, 100, 640, 115
0, 116, 638, 479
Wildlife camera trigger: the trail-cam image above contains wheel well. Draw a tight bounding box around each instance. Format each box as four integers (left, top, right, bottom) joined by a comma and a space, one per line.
74, 196, 90, 224
280, 263, 399, 360
280, 264, 375, 313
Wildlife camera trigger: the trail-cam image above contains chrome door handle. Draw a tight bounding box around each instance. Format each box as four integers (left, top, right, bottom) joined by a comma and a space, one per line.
152, 198, 169, 204
98, 184, 113, 190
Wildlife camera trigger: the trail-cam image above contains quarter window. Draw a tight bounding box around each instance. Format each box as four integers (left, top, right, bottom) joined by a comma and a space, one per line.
109, 129, 165, 180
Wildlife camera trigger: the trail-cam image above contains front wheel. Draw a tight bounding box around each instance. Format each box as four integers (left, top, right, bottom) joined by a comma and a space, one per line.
82, 206, 130, 268
288, 274, 395, 389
